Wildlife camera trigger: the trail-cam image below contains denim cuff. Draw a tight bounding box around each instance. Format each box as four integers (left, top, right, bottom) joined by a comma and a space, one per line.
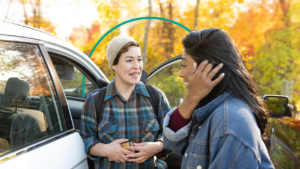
163, 108, 192, 142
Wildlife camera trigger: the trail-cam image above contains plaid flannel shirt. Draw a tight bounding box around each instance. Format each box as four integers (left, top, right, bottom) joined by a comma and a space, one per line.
80, 79, 170, 169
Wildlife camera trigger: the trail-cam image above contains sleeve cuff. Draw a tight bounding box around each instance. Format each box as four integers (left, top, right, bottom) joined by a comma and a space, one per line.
168, 107, 191, 132
163, 108, 192, 142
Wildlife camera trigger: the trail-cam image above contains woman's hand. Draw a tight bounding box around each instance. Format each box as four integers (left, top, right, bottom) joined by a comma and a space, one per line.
126, 142, 163, 163
178, 60, 224, 119
186, 60, 224, 102
105, 139, 134, 163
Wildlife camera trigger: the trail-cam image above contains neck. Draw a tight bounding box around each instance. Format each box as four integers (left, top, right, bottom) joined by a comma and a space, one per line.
114, 78, 136, 101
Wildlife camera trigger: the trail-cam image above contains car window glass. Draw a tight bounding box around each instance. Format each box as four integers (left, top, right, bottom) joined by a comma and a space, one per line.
148, 61, 187, 109
0, 41, 66, 156
59, 67, 97, 98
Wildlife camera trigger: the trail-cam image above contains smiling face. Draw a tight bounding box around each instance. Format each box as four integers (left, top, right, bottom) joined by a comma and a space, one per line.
112, 46, 143, 87
179, 49, 196, 83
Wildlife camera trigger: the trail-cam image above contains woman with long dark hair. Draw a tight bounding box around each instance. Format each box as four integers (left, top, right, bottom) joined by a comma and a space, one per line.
163, 28, 273, 169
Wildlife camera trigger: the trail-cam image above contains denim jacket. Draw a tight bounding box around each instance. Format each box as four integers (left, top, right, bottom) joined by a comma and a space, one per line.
163, 92, 274, 169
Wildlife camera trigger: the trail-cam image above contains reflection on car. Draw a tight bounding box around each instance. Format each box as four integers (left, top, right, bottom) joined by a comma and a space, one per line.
63, 82, 96, 98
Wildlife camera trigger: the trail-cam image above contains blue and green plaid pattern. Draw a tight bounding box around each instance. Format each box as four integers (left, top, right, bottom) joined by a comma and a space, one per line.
80, 79, 170, 169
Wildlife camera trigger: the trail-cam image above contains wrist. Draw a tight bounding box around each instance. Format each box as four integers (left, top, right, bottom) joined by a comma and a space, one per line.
186, 92, 202, 104
178, 94, 200, 119
155, 141, 163, 153
93, 143, 108, 157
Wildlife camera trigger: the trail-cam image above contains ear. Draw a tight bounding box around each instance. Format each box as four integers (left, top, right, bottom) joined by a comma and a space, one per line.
112, 64, 116, 71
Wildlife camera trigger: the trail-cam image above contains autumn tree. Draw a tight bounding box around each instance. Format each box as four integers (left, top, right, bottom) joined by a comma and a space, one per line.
253, 0, 300, 105
18, 0, 57, 35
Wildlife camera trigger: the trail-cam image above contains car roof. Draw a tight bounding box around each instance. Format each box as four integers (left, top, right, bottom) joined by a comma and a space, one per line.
0, 20, 108, 82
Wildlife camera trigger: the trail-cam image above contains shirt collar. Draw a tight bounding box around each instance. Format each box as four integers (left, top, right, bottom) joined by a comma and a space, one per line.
193, 91, 232, 125
104, 78, 150, 101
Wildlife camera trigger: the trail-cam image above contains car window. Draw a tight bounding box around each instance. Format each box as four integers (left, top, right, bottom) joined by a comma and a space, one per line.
59, 67, 97, 98
148, 61, 187, 109
0, 41, 66, 156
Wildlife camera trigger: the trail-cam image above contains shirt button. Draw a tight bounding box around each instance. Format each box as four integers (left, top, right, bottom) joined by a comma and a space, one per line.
126, 105, 130, 108
128, 123, 132, 126
197, 165, 202, 169
198, 126, 201, 129
185, 153, 187, 157
191, 134, 194, 137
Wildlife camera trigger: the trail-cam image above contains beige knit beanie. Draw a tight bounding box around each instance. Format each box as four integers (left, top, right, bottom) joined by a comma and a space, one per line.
106, 35, 139, 71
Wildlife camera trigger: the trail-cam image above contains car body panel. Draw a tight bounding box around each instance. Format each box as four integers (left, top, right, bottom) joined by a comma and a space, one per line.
0, 20, 90, 168
265, 117, 300, 169
0, 132, 87, 169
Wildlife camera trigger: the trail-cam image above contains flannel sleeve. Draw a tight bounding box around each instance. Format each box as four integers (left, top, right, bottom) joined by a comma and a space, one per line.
154, 87, 171, 142
80, 92, 102, 161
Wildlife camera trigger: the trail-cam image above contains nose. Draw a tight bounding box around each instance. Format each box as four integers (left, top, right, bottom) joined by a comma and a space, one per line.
179, 67, 184, 79
133, 59, 141, 69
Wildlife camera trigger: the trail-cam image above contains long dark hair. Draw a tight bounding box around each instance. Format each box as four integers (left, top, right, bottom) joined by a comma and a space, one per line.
182, 28, 268, 133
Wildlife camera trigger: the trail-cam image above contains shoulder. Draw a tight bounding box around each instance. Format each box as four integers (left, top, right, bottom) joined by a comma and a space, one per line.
85, 89, 102, 102
152, 85, 166, 98
209, 96, 261, 145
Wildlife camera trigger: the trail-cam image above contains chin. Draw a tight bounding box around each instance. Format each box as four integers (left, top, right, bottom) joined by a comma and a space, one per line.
126, 79, 140, 86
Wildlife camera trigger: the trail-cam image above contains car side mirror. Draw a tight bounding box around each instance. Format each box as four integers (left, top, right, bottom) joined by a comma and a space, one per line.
263, 95, 289, 118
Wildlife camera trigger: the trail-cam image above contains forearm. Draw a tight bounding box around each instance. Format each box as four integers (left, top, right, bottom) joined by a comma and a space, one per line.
178, 92, 200, 119
89, 142, 108, 157
155, 141, 164, 153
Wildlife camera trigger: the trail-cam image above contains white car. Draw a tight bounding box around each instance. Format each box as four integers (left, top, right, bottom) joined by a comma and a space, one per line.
0, 19, 108, 169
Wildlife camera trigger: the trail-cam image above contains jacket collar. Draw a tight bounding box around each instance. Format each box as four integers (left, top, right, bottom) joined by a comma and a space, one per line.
193, 91, 232, 125
104, 78, 150, 101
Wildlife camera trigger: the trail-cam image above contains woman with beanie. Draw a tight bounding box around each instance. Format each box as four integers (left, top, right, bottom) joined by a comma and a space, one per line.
80, 36, 170, 169
163, 28, 274, 169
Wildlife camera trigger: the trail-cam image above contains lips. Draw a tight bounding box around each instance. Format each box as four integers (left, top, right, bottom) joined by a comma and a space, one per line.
129, 72, 140, 78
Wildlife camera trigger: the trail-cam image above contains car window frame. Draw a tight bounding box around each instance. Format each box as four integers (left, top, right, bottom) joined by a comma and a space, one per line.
148, 55, 182, 80
0, 35, 76, 162
48, 52, 99, 101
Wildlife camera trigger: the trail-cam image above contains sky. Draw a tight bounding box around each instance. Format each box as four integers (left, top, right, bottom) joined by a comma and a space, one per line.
0, 0, 199, 40
0, 0, 99, 39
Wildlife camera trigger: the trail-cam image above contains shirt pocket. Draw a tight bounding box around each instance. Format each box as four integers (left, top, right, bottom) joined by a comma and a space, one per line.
185, 140, 209, 169
142, 119, 159, 142
186, 152, 209, 169
98, 120, 118, 143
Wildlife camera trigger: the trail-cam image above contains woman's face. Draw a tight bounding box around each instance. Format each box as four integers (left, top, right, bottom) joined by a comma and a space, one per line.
112, 46, 143, 86
179, 49, 196, 83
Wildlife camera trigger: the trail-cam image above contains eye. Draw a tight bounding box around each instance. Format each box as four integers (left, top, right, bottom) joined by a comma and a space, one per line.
138, 58, 143, 62
126, 59, 132, 62
181, 64, 186, 68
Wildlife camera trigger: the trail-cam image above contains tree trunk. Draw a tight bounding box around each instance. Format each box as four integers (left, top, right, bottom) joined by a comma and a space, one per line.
4, 0, 13, 19
166, 0, 174, 59
194, 0, 200, 30
21, 1, 29, 25
143, 0, 152, 68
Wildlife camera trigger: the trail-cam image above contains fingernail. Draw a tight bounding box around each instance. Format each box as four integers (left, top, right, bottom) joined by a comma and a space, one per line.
221, 73, 225, 76
220, 63, 223, 67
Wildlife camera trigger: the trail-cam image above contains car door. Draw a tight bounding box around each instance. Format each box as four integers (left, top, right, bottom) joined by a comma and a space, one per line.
147, 55, 184, 169
264, 111, 300, 169
48, 52, 102, 131
0, 35, 88, 168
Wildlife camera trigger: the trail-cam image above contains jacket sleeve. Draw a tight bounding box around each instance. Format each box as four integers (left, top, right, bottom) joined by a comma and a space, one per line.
208, 134, 273, 169
154, 87, 171, 142
80, 92, 102, 161
163, 108, 192, 155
